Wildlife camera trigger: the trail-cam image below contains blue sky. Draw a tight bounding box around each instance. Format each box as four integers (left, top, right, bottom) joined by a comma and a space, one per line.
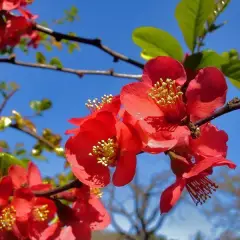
1, 0, 240, 239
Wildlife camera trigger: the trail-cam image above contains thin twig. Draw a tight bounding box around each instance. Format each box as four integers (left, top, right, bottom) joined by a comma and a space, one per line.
0, 88, 18, 115
0, 56, 141, 80
34, 24, 144, 69
9, 123, 57, 150
195, 97, 240, 127
34, 179, 82, 197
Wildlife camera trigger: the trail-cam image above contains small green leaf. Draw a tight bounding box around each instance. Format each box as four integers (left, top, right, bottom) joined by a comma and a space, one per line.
0, 152, 27, 176
30, 99, 52, 113
132, 27, 184, 61
229, 78, 240, 89
0, 141, 9, 150
49, 57, 63, 68
0, 117, 12, 131
175, 0, 215, 52
36, 52, 46, 64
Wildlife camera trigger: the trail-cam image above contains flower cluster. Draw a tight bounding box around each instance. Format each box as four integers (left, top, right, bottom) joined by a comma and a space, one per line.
0, 162, 110, 239
65, 56, 236, 214
0, 0, 40, 49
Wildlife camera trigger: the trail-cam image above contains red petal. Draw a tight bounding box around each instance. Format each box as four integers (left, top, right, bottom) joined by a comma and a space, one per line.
0, 176, 13, 206
160, 178, 185, 214
88, 195, 111, 230
112, 152, 137, 186
184, 157, 236, 179
63, 223, 91, 240
143, 56, 186, 85
120, 82, 164, 119
8, 165, 27, 189
65, 130, 111, 188
116, 121, 141, 153
27, 162, 42, 187
186, 67, 227, 121
190, 124, 228, 158
12, 197, 32, 222
39, 223, 62, 240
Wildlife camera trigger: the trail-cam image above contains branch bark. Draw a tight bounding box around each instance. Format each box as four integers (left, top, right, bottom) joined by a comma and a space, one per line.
34, 24, 144, 69
0, 56, 141, 80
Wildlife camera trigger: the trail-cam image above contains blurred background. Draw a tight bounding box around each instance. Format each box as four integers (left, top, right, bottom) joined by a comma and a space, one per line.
0, 0, 239, 239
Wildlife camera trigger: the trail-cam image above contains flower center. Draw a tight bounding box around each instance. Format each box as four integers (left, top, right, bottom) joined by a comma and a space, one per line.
33, 204, 50, 222
90, 188, 103, 198
85, 94, 113, 112
186, 176, 218, 206
0, 206, 16, 231
148, 78, 183, 106
89, 138, 118, 166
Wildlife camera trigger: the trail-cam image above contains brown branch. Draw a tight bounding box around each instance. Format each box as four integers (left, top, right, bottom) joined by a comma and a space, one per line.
195, 97, 240, 127
9, 123, 57, 150
34, 24, 144, 69
0, 88, 18, 115
34, 179, 82, 197
0, 56, 141, 80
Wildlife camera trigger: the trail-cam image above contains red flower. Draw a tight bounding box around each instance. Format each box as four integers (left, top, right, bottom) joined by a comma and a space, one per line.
0, 13, 34, 49
160, 156, 236, 213
8, 161, 51, 192
0, 176, 31, 239
66, 94, 120, 135
120, 56, 227, 152
65, 111, 141, 187
55, 185, 110, 240
160, 124, 235, 213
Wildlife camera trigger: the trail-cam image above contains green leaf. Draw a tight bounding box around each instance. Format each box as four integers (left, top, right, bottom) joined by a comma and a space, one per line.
197, 50, 227, 68
30, 99, 52, 113
36, 52, 46, 64
222, 59, 240, 83
0, 152, 27, 176
0, 117, 12, 131
183, 50, 227, 70
132, 27, 184, 61
229, 78, 240, 89
49, 57, 63, 68
175, 0, 215, 52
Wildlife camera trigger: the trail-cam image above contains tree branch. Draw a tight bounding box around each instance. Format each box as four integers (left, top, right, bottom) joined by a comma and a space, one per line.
34, 24, 144, 69
195, 97, 240, 127
0, 88, 18, 115
0, 56, 141, 80
34, 179, 82, 197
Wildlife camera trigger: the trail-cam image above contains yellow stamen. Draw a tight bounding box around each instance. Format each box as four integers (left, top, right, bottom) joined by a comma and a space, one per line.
0, 206, 16, 231
148, 78, 183, 107
33, 204, 49, 222
85, 94, 113, 112
89, 138, 118, 166
90, 188, 103, 198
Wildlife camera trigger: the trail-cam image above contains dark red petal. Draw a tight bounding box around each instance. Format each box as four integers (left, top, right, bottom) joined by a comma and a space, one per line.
160, 178, 185, 214
184, 157, 236, 179
190, 124, 228, 158
113, 152, 137, 187
65, 223, 91, 240
8, 165, 27, 189
0, 176, 13, 206
186, 67, 227, 120
27, 162, 42, 187
88, 195, 111, 230
120, 82, 164, 119
143, 56, 186, 85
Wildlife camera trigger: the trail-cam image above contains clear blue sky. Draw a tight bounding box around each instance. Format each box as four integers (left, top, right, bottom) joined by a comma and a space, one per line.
1, 1, 240, 239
